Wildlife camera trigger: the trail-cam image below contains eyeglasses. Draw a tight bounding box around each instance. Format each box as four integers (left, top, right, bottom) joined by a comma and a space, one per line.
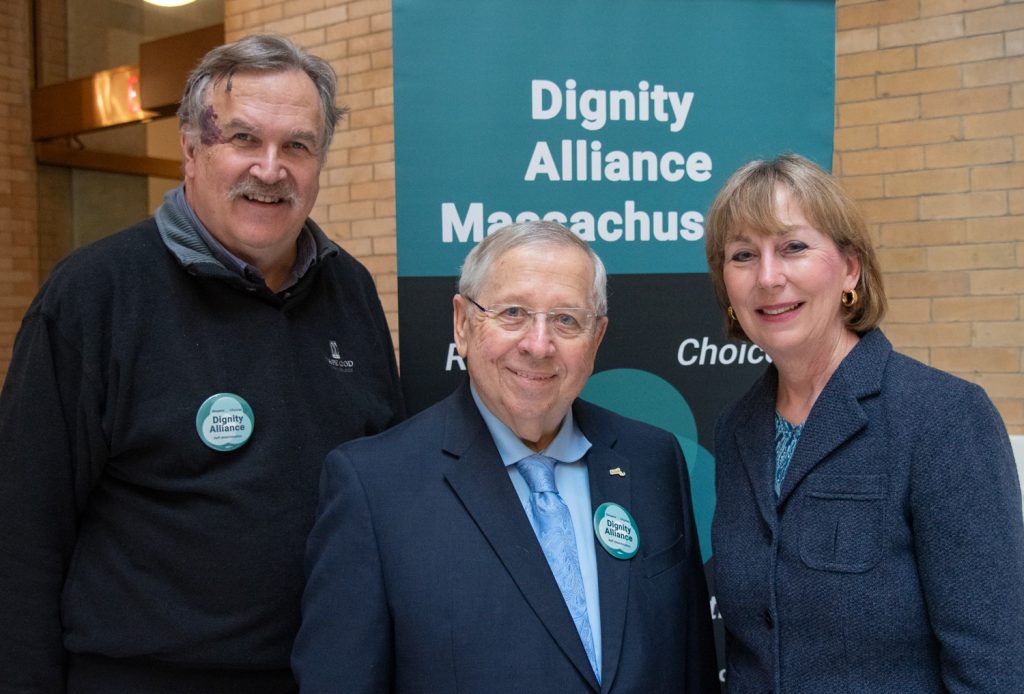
464, 296, 601, 339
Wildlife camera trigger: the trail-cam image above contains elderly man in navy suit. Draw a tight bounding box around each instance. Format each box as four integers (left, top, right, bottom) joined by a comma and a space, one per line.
293, 221, 718, 692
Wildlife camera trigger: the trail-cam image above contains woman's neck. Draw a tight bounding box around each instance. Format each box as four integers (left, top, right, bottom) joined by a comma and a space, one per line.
774, 329, 859, 425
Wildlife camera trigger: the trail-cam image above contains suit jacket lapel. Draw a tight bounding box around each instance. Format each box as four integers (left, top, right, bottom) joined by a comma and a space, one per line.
777, 378, 866, 504
575, 401, 632, 692
441, 383, 600, 691
777, 330, 889, 505
586, 446, 632, 691
731, 371, 780, 528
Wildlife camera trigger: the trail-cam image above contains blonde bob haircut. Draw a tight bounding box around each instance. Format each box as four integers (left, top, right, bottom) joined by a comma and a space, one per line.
705, 153, 887, 342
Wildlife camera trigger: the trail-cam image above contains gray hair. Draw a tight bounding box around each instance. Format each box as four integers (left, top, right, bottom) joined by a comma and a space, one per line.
177, 34, 346, 159
458, 221, 608, 317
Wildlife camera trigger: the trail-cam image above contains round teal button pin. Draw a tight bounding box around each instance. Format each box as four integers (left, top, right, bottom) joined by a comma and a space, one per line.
593, 502, 640, 559
195, 393, 254, 451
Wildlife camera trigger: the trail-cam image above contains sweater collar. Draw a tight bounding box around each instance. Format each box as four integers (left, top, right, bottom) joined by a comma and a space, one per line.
154, 184, 340, 287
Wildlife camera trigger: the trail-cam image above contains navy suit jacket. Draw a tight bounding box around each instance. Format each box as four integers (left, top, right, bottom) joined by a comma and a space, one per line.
293, 380, 718, 693
712, 330, 1024, 693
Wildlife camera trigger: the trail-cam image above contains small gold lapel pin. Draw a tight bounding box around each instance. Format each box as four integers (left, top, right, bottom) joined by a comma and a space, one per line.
608, 467, 626, 477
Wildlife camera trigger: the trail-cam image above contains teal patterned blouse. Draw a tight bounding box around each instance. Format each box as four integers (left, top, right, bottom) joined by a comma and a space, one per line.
774, 412, 804, 497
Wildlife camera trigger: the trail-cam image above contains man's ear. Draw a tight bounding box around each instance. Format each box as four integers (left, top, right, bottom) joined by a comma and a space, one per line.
453, 294, 470, 358
592, 315, 608, 349
180, 131, 197, 177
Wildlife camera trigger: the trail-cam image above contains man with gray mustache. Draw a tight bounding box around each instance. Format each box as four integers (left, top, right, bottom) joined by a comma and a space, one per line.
0, 35, 405, 693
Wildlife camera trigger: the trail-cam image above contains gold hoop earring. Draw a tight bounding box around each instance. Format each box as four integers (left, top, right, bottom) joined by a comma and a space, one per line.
727, 306, 736, 322
841, 289, 858, 308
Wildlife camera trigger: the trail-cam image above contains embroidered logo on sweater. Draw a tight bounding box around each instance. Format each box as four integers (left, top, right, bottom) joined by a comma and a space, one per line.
327, 341, 354, 372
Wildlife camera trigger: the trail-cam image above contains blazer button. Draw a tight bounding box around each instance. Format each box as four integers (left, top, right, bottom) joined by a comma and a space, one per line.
764, 609, 774, 629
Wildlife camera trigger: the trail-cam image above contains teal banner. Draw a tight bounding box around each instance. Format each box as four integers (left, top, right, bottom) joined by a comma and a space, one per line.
394, 0, 834, 277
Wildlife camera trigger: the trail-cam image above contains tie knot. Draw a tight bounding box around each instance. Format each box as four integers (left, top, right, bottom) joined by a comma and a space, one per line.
517, 454, 558, 494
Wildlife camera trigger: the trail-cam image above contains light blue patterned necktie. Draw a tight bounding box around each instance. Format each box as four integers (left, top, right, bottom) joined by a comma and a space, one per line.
517, 453, 601, 683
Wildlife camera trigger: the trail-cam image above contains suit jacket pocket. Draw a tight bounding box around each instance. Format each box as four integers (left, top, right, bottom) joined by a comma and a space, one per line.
642, 533, 688, 579
798, 473, 886, 573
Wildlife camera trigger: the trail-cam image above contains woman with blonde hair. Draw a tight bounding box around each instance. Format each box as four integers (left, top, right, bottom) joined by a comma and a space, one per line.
705, 153, 1024, 693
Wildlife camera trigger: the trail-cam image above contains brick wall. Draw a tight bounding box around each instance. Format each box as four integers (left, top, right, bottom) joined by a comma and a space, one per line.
35, 0, 72, 285
835, 0, 1024, 433
0, 0, 38, 380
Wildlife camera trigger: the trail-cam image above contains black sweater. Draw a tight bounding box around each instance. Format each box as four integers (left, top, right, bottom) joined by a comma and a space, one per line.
0, 213, 405, 691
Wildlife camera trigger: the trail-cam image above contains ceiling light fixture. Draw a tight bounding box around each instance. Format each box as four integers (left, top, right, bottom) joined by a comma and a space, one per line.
144, 0, 197, 7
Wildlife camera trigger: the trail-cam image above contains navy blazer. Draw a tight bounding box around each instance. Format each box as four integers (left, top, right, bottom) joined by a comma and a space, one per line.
712, 329, 1024, 693
293, 380, 718, 693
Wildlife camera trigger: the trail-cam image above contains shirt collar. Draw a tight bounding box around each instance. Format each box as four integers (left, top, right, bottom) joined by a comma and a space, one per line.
469, 382, 592, 466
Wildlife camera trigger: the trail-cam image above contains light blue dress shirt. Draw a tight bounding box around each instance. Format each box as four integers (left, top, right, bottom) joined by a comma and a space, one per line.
469, 384, 602, 667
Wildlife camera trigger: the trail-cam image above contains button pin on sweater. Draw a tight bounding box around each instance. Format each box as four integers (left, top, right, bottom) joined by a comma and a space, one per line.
196, 393, 255, 451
